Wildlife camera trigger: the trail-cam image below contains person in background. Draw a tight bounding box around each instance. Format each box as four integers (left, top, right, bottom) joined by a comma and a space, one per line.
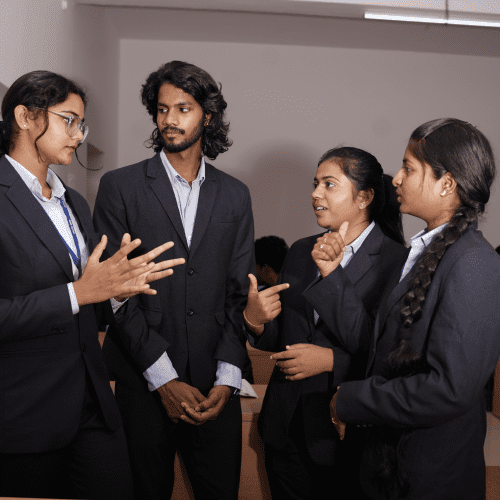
0, 70, 183, 500
244, 147, 407, 499
93, 61, 255, 500
255, 235, 289, 289
306, 119, 500, 499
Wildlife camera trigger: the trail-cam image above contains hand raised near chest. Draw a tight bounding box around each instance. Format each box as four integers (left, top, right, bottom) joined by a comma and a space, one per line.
312, 221, 349, 278
244, 274, 289, 335
73, 234, 185, 306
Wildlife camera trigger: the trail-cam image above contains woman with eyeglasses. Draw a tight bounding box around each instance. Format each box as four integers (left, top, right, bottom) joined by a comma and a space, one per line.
305, 119, 500, 499
0, 70, 184, 499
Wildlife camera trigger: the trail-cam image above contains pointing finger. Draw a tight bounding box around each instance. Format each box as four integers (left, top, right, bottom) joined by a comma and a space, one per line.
338, 221, 349, 242
248, 274, 259, 293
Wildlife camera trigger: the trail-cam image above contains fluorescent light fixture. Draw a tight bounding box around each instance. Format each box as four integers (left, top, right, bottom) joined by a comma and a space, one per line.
365, 12, 500, 28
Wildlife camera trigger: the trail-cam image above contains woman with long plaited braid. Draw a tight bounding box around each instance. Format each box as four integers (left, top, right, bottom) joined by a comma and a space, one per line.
304, 118, 500, 499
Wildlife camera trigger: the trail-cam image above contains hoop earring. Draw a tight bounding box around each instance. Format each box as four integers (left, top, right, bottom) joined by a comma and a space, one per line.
440, 190, 446, 196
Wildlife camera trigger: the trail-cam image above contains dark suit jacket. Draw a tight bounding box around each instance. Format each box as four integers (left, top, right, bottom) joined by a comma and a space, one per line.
251, 223, 407, 466
304, 224, 500, 499
93, 153, 255, 394
0, 155, 121, 454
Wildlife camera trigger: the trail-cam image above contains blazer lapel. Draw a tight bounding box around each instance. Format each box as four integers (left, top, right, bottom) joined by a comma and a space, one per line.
147, 153, 189, 252
366, 268, 413, 373
0, 157, 74, 281
62, 183, 96, 253
189, 163, 217, 258
304, 235, 321, 333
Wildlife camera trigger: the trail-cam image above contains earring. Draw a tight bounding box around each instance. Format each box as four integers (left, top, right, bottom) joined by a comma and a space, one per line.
23, 125, 26, 128
360, 204, 365, 208
441, 190, 446, 196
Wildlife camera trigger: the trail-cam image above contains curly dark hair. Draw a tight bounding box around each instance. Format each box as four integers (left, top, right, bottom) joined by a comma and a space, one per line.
369, 118, 496, 499
0, 70, 88, 165
140, 61, 232, 160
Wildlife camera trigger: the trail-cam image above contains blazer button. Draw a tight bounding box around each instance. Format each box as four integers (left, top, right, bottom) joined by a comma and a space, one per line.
188, 269, 194, 276
307, 335, 312, 342
51, 327, 58, 333
187, 309, 194, 316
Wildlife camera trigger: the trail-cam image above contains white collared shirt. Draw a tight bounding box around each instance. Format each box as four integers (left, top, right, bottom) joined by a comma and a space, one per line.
5, 155, 88, 314
399, 222, 448, 282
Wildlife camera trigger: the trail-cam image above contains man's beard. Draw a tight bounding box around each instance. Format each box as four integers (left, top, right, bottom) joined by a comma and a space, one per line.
160, 116, 204, 154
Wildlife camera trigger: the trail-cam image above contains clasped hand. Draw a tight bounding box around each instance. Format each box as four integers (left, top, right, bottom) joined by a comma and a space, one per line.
244, 274, 289, 333
271, 344, 334, 381
158, 380, 231, 425
73, 233, 185, 306
311, 221, 349, 278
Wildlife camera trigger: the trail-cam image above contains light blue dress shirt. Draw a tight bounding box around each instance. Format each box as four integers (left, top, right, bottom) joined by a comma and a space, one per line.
6, 155, 88, 315
399, 222, 448, 282
139, 151, 241, 391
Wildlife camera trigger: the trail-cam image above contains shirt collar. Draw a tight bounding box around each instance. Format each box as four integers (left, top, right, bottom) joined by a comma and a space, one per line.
5, 154, 66, 200
345, 220, 375, 255
160, 149, 205, 185
409, 222, 448, 250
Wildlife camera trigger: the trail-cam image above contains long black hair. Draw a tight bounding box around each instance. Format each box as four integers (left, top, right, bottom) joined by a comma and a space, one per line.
141, 61, 232, 160
371, 118, 496, 499
0, 70, 88, 163
318, 146, 405, 245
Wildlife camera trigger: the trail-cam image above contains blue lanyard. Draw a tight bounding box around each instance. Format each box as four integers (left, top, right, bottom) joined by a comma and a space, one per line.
52, 198, 82, 278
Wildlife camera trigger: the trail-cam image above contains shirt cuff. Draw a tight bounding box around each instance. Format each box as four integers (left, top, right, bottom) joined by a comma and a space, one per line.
142, 352, 179, 391
111, 296, 129, 314
214, 361, 241, 392
67, 283, 79, 315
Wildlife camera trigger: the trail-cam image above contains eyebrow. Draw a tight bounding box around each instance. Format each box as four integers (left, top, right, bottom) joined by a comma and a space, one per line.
60, 110, 81, 118
157, 101, 193, 107
314, 175, 341, 183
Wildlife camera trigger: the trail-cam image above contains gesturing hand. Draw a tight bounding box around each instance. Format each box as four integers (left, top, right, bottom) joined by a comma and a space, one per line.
114, 233, 185, 302
270, 344, 334, 381
180, 385, 232, 426
157, 380, 206, 424
330, 388, 346, 441
311, 221, 349, 278
244, 274, 289, 334
73, 235, 183, 306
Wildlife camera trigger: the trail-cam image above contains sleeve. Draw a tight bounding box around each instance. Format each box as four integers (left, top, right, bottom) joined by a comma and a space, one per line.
214, 361, 242, 390
302, 266, 375, 356
336, 248, 500, 428
93, 172, 170, 372
213, 185, 257, 370
143, 352, 179, 391
0, 284, 74, 346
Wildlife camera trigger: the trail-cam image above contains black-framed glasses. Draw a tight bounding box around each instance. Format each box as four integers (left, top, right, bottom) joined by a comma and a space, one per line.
32, 107, 89, 144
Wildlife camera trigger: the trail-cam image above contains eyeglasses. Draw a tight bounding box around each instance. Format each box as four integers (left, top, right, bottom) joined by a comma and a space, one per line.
32, 107, 89, 144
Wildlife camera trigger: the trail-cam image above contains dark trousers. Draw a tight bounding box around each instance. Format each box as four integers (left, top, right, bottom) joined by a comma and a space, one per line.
264, 405, 370, 500
115, 382, 242, 500
0, 381, 133, 500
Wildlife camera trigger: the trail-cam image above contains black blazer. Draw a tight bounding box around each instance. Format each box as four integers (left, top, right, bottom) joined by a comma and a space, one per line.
304, 225, 500, 499
251, 224, 407, 466
0, 155, 121, 454
93, 153, 255, 394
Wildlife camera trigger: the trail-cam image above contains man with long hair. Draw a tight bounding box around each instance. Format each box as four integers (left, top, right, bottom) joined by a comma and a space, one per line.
94, 61, 255, 500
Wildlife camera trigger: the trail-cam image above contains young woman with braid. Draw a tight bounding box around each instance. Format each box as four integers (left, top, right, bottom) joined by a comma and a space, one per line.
305, 118, 500, 499
243, 147, 407, 499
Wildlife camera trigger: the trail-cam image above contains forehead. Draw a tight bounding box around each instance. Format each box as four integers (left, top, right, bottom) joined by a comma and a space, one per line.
316, 159, 346, 180
158, 82, 196, 104
50, 93, 85, 116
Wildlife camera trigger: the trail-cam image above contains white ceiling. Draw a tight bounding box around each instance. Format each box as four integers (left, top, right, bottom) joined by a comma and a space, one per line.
75, 0, 500, 20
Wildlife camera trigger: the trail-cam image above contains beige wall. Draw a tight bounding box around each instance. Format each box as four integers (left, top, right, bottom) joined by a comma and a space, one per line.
1, 4, 499, 246
114, 8, 500, 246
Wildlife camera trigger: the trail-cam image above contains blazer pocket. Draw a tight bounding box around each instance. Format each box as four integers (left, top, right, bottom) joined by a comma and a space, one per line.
214, 310, 226, 326
138, 306, 162, 327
